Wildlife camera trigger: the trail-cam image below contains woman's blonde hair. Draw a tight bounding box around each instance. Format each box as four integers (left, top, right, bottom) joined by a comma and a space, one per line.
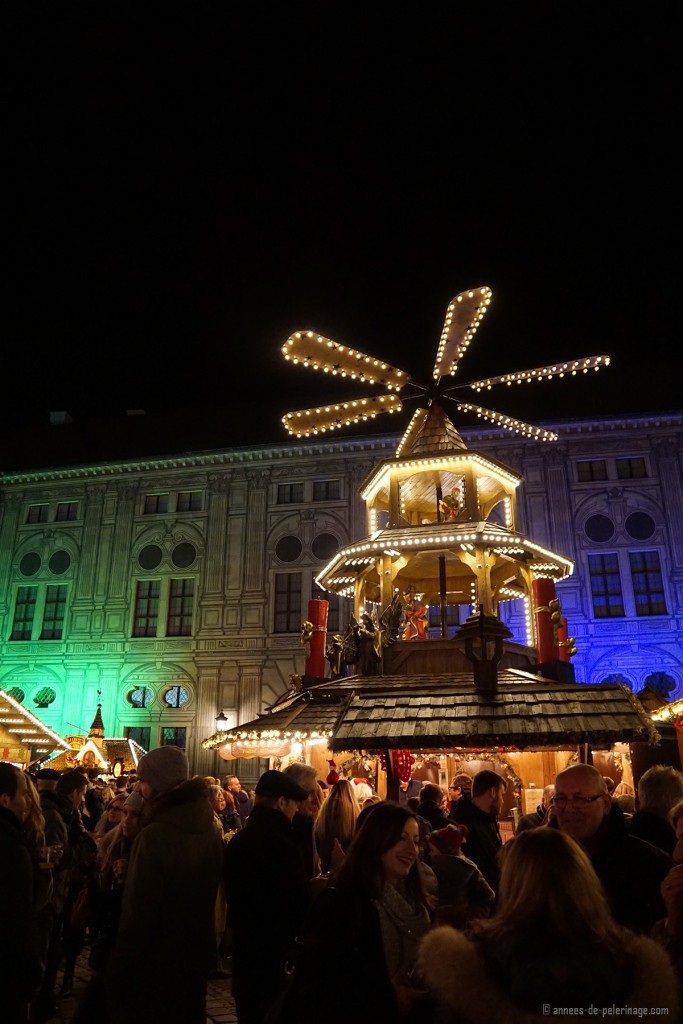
308, 781, 326, 823
474, 828, 624, 951
314, 779, 358, 873
24, 774, 46, 847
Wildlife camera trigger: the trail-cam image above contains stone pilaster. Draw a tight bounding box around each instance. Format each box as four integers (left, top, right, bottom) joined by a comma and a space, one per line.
204, 473, 231, 594
74, 485, 106, 601
107, 485, 138, 600
244, 470, 270, 592
0, 495, 23, 613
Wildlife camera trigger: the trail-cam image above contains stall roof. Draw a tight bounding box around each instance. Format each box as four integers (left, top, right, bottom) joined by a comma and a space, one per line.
0, 689, 71, 762
41, 737, 147, 772
203, 669, 660, 753
328, 672, 659, 751
204, 689, 342, 748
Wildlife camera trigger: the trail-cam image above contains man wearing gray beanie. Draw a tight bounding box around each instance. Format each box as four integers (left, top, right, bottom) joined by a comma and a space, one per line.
105, 747, 223, 1023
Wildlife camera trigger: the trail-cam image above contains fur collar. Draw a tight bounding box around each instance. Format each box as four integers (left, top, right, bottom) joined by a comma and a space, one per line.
418, 926, 679, 1023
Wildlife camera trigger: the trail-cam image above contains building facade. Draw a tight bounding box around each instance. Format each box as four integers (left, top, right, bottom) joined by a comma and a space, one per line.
0, 411, 681, 776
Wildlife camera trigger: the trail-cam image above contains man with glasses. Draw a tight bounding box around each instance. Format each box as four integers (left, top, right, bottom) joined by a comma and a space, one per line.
551, 764, 670, 933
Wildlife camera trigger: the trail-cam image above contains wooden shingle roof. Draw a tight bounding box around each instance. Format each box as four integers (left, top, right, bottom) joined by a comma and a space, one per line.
327, 670, 659, 752
203, 669, 660, 753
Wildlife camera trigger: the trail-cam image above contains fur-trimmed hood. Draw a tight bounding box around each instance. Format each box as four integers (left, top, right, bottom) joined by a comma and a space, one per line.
418, 926, 680, 1024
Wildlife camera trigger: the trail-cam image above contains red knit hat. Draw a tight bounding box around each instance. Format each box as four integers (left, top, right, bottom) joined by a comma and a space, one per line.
429, 823, 468, 855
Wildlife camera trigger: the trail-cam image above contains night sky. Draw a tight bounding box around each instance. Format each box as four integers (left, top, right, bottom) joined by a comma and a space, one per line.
5, 8, 681, 453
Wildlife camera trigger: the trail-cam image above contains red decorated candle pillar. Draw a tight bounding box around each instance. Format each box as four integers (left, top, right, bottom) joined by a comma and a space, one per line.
532, 578, 558, 664
304, 599, 328, 678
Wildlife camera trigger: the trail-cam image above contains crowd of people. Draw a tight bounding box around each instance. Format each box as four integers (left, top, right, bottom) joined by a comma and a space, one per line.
1, 754, 682, 1023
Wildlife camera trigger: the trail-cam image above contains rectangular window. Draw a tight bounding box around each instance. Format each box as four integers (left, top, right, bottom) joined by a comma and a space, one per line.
55, 501, 78, 522
313, 479, 341, 502
277, 483, 304, 504
143, 494, 169, 515
40, 585, 67, 640
629, 551, 667, 616
133, 580, 161, 637
577, 460, 607, 482
166, 578, 195, 636
587, 553, 624, 617
616, 457, 647, 480
161, 727, 186, 749
312, 576, 340, 633
176, 491, 203, 512
124, 726, 151, 748
274, 573, 302, 632
26, 504, 49, 524
10, 587, 38, 640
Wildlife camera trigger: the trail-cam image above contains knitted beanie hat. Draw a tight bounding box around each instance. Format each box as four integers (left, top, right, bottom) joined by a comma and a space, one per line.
136, 746, 189, 794
124, 791, 145, 813
429, 823, 468, 855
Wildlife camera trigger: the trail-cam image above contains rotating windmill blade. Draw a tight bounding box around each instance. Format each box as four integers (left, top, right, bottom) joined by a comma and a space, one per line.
280, 330, 410, 437
280, 287, 610, 443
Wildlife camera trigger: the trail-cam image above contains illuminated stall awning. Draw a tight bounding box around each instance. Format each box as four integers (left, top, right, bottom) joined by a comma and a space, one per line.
202, 690, 342, 759
651, 697, 683, 729
0, 689, 71, 766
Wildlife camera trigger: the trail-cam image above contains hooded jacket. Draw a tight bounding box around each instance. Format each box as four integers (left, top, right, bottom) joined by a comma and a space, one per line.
106, 777, 223, 1024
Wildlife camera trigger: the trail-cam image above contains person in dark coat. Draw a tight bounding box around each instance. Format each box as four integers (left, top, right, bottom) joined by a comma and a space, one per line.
224, 775, 253, 825
627, 764, 683, 856
551, 764, 671, 933
224, 769, 311, 1024
652, 798, 683, 1003
425, 823, 495, 927
273, 802, 432, 1024
417, 782, 450, 831
105, 747, 223, 1024
450, 769, 506, 892
515, 784, 555, 833
0, 763, 39, 1024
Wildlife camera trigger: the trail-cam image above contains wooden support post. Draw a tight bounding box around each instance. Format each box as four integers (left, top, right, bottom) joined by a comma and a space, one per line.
384, 749, 399, 801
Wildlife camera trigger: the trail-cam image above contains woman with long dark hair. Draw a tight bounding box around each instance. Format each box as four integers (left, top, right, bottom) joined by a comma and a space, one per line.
272, 802, 433, 1023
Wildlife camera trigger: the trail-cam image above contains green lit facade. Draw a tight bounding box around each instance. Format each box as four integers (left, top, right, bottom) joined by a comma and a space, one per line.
1, 412, 682, 779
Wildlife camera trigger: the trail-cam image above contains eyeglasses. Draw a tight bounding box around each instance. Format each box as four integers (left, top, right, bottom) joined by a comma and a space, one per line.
550, 794, 605, 808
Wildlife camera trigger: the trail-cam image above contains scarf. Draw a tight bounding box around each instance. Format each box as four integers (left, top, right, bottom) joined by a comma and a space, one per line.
373, 882, 430, 982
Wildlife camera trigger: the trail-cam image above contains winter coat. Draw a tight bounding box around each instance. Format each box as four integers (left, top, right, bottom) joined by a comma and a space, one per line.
0, 806, 40, 1016
430, 851, 495, 920
417, 800, 451, 831
551, 805, 671, 933
515, 805, 546, 833
232, 787, 253, 825
419, 924, 680, 1023
105, 777, 223, 1024
225, 805, 311, 975
225, 803, 311, 1023
627, 809, 677, 856
40, 788, 95, 913
450, 799, 503, 892
271, 884, 400, 1024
